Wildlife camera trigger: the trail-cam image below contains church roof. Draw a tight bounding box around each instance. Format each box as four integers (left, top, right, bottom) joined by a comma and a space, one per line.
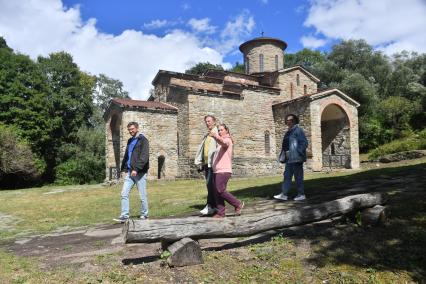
279, 65, 320, 82
110, 98, 178, 112
152, 70, 281, 97
272, 88, 360, 108
239, 37, 288, 52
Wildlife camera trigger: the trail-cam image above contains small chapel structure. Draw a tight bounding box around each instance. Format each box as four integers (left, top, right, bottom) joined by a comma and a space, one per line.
104, 37, 360, 180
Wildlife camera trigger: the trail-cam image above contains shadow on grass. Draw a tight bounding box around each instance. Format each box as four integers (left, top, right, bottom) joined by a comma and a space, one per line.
231, 163, 426, 203
225, 163, 426, 281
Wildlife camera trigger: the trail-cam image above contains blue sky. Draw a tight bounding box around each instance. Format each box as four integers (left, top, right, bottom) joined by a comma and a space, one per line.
1, 0, 425, 99
62, 0, 319, 60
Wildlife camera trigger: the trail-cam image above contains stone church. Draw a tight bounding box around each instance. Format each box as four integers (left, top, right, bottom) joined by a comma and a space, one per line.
104, 37, 360, 180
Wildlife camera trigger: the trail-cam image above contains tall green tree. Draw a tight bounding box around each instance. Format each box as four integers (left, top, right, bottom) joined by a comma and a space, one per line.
185, 62, 224, 75
284, 48, 326, 69
94, 73, 130, 113
228, 62, 245, 74
36, 52, 96, 180
0, 38, 55, 158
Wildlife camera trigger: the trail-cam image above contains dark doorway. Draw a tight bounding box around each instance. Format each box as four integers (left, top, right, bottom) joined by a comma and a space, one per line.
158, 155, 165, 179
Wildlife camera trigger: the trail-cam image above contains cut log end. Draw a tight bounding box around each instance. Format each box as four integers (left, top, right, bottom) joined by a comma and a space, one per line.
361, 205, 387, 226
167, 238, 203, 267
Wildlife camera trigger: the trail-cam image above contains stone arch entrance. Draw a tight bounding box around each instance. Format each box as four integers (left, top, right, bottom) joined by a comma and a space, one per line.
158, 155, 165, 179
321, 104, 351, 169
110, 114, 121, 179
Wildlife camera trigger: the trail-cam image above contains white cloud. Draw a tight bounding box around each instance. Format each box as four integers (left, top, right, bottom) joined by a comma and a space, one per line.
0, 0, 227, 99
220, 10, 256, 54
304, 0, 426, 54
143, 19, 169, 29
300, 35, 327, 49
188, 18, 217, 34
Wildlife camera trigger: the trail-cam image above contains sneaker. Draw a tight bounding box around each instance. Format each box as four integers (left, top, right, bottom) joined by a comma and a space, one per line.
113, 216, 129, 223
273, 193, 288, 201
235, 201, 245, 216
140, 215, 148, 220
200, 204, 215, 215
294, 195, 306, 201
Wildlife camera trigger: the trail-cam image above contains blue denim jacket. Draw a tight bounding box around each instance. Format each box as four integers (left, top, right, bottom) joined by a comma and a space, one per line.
279, 125, 308, 164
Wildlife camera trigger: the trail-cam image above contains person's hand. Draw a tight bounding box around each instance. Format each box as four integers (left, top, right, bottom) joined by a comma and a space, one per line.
209, 130, 216, 137
131, 170, 137, 177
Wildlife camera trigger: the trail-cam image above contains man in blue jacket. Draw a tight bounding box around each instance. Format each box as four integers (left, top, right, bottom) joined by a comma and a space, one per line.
113, 121, 149, 223
274, 114, 308, 201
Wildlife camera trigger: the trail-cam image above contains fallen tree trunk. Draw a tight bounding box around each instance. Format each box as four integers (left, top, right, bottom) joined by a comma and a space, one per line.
123, 193, 387, 243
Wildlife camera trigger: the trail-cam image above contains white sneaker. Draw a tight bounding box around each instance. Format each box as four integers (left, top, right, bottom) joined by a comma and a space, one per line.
273, 193, 288, 201
200, 204, 215, 215
294, 195, 306, 201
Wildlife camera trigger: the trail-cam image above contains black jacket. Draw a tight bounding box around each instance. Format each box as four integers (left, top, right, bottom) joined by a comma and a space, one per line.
121, 134, 149, 174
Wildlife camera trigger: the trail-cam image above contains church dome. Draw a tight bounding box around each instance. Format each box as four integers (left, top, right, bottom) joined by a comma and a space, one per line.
239, 37, 287, 75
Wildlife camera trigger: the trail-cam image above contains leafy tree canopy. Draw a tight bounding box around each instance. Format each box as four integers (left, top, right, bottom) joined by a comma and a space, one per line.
185, 62, 224, 75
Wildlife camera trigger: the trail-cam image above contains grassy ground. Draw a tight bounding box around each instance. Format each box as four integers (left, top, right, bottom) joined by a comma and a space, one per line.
0, 159, 425, 283
0, 169, 355, 240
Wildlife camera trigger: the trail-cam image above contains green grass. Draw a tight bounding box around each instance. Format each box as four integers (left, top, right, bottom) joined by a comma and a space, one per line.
0, 159, 424, 240
0, 160, 425, 283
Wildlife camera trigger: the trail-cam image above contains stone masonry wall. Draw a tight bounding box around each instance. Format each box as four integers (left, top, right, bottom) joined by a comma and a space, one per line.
181, 90, 282, 177
243, 42, 284, 74
272, 100, 313, 169
275, 69, 317, 101
276, 71, 318, 101
120, 110, 178, 180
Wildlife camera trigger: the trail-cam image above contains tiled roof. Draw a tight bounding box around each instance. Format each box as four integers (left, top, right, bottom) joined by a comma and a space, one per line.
239, 37, 287, 52
279, 65, 320, 82
272, 88, 360, 108
111, 98, 178, 112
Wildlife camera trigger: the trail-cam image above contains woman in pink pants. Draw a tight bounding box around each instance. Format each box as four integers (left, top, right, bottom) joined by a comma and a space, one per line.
209, 124, 244, 218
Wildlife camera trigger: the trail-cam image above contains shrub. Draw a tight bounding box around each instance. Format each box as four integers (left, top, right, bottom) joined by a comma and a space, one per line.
368, 129, 426, 159
54, 126, 105, 185
0, 124, 44, 188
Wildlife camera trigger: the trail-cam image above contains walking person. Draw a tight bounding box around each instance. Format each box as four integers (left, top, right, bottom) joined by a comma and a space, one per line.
210, 124, 244, 218
114, 122, 149, 223
274, 114, 308, 201
195, 115, 218, 215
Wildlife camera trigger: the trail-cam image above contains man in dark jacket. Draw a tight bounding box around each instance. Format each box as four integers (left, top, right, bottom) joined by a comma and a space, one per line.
113, 122, 149, 223
274, 114, 308, 201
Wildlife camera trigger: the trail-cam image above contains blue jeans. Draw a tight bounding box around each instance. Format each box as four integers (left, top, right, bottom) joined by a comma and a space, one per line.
281, 162, 304, 196
120, 173, 148, 218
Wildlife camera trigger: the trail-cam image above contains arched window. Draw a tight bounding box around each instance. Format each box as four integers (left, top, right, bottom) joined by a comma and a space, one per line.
275, 55, 278, 70
290, 82, 294, 99
304, 85, 307, 95
245, 56, 250, 73
296, 74, 300, 86
177, 132, 180, 156
158, 155, 165, 179
259, 54, 264, 72
264, 131, 271, 154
